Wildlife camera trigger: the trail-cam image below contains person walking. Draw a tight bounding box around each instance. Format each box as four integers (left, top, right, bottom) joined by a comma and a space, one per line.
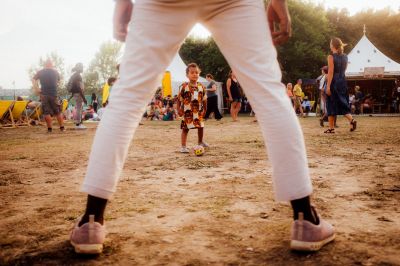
68, 63, 87, 129
32, 59, 65, 133
204, 74, 223, 120
70, 0, 334, 255
91, 93, 98, 113
226, 70, 242, 122
324, 37, 357, 133
318, 66, 328, 127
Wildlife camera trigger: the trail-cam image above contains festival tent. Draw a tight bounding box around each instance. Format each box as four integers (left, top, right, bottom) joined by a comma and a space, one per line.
165, 53, 208, 96
345, 28, 400, 112
346, 32, 400, 78
164, 53, 224, 113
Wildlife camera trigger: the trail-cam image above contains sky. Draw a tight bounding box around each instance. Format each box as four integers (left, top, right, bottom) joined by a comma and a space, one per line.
0, 0, 398, 89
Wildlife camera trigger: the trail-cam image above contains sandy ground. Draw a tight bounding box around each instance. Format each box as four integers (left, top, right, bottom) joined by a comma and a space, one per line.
0, 116, 399, 265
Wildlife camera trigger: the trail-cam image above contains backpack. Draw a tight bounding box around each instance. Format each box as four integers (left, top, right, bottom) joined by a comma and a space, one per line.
67, 73, 80, 93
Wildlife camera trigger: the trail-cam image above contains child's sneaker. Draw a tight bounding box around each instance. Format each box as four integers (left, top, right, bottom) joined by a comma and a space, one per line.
70, 215, 106, 254
290, 211, 335, 252
180, 147, 190, 153
75, 124, 87, 130
199, 142, 209, 148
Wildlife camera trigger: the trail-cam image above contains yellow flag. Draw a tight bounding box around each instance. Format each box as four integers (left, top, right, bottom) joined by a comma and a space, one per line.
102, 83, 110, 105
162, 71, 172, 97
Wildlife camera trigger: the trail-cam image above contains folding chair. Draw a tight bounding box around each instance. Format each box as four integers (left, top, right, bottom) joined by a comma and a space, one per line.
28, 103, 43, 124
0, 100, 16, 128
11, 100, 29, 127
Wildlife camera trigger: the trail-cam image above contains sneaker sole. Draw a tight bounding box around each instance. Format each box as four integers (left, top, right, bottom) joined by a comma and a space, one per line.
290, 233, 335, 251
70, 241, 103, 254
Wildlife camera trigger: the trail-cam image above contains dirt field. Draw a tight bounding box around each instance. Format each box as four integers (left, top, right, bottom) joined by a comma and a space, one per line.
0, 116, 399, 265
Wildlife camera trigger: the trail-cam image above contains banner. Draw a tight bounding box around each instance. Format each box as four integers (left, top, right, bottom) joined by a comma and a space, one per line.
162, 71, 172, 98
363, 67, 384, 79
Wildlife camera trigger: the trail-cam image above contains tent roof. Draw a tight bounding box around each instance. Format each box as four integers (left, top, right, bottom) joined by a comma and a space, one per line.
346, 34, 400, 77
166, 53, 207, 83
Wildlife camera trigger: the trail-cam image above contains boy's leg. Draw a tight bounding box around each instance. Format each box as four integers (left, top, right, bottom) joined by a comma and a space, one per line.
197, 127, 204, 144
202, 0, 312, 204
181, 129, 189, 147
80, 2, 196, 208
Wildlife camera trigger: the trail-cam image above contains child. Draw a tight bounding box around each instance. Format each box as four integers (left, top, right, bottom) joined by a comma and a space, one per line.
177, 63, 208, 153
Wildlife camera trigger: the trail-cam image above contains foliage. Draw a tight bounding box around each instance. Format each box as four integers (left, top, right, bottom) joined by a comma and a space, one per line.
179, 36, 230, 82
83, 41, 122, 95
180, 1, 400, 84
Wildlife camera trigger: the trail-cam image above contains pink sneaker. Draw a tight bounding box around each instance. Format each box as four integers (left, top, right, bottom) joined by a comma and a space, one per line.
70, 215, 106, 254
290, 211, 335, 251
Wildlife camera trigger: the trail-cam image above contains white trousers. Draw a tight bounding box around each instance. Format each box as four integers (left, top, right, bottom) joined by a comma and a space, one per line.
82, 0, 312, 202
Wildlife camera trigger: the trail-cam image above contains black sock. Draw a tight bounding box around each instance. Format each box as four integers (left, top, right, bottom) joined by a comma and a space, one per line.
79, 195, 108, 226
47, 128, 52, 132
76, 123, 80, 126
60, 126, 65, 130
290, 196, 318, 225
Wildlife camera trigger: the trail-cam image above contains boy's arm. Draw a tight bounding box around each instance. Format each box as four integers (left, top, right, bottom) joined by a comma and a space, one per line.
177, 87, 183, 116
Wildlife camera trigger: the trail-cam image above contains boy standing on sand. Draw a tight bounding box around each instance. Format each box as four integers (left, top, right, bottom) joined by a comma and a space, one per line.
177, 63, 208, 153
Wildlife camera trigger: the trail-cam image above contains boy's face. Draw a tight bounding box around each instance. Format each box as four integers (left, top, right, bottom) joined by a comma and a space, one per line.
187, 67, 200, 83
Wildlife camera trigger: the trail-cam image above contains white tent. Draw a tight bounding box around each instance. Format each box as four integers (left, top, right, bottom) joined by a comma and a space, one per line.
165, 53, 224, 114
166, 53, 207, 96
346, 33, 400, 78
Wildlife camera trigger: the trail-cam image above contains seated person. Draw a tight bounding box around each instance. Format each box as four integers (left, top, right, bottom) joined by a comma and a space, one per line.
361, 95, 374, 114
95, 102, 108, 121
83, 105, 95, 120
162, 103, 175, 121
301, 96, 311, 115
146, 102, 156, 120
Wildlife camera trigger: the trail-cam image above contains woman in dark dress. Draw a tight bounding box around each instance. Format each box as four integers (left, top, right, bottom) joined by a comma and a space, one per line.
325, 37, 357, 133
226, 70, 242, 122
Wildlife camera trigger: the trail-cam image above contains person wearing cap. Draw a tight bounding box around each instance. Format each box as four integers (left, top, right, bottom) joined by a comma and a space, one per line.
68, 63, 87, 129
32, 59, 65, 133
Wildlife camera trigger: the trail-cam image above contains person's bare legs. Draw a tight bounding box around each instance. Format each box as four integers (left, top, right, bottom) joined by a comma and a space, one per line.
235, 102, 241, 120
44, 115, 52, 129
56, 113, 64, 128
197, 127, 203, 143
328, 116, 335, 130
230, 102, 237, 121
181, 129, 189, 147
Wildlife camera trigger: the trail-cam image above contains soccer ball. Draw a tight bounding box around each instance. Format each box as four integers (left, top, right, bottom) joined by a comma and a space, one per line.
193, 145, 205, 156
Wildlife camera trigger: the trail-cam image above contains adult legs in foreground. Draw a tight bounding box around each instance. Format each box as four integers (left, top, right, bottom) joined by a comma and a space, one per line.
71, 0, 334, 254
202, 0, 333, 251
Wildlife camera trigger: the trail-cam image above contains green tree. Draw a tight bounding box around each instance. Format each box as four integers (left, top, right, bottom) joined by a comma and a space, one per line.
83, 40, 122, 95
277, 0, 334, 83
28, 52, 67, 96
179, 36, 230, 82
